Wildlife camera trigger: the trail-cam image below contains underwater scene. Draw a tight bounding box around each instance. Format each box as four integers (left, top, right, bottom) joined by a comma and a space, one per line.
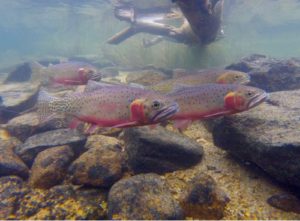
0, 0, 300, 220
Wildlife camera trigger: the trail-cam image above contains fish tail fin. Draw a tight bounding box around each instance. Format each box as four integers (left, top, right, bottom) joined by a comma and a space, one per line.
36, 89, 60, 123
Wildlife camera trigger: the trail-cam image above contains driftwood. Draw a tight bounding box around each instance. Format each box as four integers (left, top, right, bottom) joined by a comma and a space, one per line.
107, 0, 224, 47
175, 0, 224, 44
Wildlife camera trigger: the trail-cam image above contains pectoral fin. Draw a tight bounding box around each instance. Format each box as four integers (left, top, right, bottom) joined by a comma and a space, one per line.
172, 119, 192, 131
112, 121, 139, 128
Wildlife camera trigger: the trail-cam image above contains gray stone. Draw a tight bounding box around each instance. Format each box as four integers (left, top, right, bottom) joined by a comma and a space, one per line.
0, 139, 29, 179
124, 126, 203, 174
15, 129, 86, 166
5, 112, 69, 142
227, 54, 300, 92
213, 89, 300, 187
108, 173, 183, 220
0, 82, 40, 122
29, 145, 74, 189
267, 193, 300, 214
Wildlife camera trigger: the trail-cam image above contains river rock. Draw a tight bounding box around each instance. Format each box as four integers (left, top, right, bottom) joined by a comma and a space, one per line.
108, 173, 183, 220
4, 62, 32, 83
267, 193, 300, 214
29, 145, 74, 189
15, 129, 86, 166
0, 82, 40, 122
227, 54, 300, 92
0, 139, 29, 179
68, 135, 124, 187
0, 176, 30, 219
212, 89, 300, 187
179, 173, 229, 219
4, 112, 69, 141
15, 185, 107, 220
124, 126, 203, 174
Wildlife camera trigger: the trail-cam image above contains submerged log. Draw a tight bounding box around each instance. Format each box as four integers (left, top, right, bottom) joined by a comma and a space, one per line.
175, 0, 224, 44
107, 0, 224, 46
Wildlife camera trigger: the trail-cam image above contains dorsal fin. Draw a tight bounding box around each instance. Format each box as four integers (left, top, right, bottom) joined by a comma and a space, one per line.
167, 83, 190, 94
84, 80, 116, 92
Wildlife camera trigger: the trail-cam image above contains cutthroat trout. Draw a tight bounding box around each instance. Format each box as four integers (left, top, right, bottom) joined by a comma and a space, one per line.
31, 61, 101, 85
148, 69, 250, 93
167, 83, 267, 129
37, 84, 179, 133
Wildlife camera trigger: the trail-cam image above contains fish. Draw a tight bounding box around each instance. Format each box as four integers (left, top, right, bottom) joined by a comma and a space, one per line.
148, 69, 250, 93
167, 83, 268, 130
31, 61, 101, 85
37, 84, 179, 133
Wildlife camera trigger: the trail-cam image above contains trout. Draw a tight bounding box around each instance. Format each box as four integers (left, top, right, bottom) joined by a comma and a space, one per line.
167, 83, 267, 129
37, 84, 179, 133
31, 61, 101, 85
148, 69, 250, 93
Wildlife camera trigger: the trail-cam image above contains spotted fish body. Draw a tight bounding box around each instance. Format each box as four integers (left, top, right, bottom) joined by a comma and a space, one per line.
37, 84, 179, 130
148, 69, 250, 93
167, 83, 267, 128
31, 61, 101, 85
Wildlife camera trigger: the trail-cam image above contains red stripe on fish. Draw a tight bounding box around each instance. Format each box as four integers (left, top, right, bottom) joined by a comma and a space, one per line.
75, 115, 137, 128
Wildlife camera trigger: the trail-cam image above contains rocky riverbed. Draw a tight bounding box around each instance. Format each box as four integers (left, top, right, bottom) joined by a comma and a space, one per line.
0, 55, 299, 220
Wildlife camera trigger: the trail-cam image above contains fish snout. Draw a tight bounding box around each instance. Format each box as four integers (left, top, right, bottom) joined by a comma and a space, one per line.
247, 91, 268, 109
240, 75, 251, 85
150, 102, 179, 123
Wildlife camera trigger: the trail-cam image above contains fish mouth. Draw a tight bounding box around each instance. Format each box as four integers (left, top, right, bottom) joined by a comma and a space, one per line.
247, 92, 268, 109
240, 78, 250, 85
150, 103, 179, 123
239, 75, 251, 85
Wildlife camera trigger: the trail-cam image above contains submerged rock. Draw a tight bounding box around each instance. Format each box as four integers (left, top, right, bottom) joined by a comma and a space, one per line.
29, 145, 74, 189
4, 62, 32, 83
180, 173, 229, 219
4, 112, 39, 142
0, 176, 30, 219
0, 82, 40, 122
213, 89, 300, 187
15, 185, 107, 220
0, 139, 29, 179
108, 173, 183, 220
15, 129, 86, 166
227, 54, 300, 92
267, 193, 300, 214
4, 112, 68, 141
124, 126, 203, 174
69, 135, 124, 187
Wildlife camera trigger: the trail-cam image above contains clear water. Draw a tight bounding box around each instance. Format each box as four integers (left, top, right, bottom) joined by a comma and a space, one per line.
0, 0, 300, 69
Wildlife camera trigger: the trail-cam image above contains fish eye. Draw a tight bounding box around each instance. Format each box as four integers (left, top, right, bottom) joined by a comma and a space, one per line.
246, 91, 254, 97
234, 75, 240, 79
151, 100, 161, 110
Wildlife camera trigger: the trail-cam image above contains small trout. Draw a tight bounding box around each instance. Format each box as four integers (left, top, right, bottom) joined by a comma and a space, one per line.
31, 61, 101, 85
148, 69, 250, 93
167, 83, 267, 129
37, 84, 179, 132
